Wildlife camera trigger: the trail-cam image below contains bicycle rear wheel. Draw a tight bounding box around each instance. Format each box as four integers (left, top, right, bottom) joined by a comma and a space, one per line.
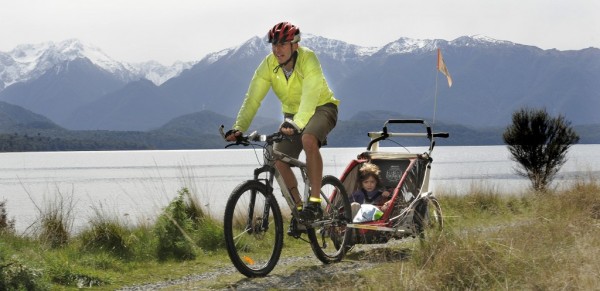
308, 175, 352, 264
223, 180, 284, 277
413, 196, 443, 238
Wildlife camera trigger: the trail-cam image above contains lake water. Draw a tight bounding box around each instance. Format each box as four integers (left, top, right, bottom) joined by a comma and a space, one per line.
2, 145, 599, 233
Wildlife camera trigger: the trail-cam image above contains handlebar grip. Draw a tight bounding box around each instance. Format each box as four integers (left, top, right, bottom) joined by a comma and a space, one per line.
433, 132, 450, 138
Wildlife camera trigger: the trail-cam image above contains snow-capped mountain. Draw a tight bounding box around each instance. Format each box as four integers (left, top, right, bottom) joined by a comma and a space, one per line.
0, 39, 192, 90
450, 35, 516, 48
0, 34, 598, 132
0, 35, 512, 91
201, 33, 379, 66
0, 39, 128, 89
127, 60, 195, 86
301, 34, 379, 60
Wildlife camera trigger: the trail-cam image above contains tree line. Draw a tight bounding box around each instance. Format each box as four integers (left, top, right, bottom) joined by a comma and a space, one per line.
0, 132, 149, 152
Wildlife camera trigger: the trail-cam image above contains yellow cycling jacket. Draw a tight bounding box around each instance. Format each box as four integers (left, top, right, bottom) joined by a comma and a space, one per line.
233, 46, 339, 132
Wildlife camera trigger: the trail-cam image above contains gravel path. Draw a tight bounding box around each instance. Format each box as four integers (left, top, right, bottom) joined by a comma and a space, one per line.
118, 239, 413, 290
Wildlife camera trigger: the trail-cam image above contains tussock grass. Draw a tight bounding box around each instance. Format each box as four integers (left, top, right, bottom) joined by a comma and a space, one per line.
79, 203, 132, 259
34, 190, 75, 248
2, 178, 599, 289
332, 179, 600, 290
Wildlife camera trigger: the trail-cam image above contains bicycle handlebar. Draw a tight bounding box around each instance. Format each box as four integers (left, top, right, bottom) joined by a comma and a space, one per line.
365, 119, 450, 151
219, 125, 285, 147
385, 119, 425, 125
367, 132, 450, 138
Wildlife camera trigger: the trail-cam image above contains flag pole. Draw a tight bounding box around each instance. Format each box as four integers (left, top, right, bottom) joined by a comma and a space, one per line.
433, 60, 439, 125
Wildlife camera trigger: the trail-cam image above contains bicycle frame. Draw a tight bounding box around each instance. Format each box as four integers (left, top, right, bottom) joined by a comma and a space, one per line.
252, 148, 296, 222
226, 129, 333, 226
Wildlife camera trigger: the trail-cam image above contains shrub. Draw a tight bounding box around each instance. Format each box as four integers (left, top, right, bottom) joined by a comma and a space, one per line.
0, 261, 48, 291
154, 189, 196, 261
127, 223, 158, 261
195, 217, 224, 251
503, 107, 579, 192
178, 188, 223, 251
181, 188, 206, 223
0, 200, 15, 234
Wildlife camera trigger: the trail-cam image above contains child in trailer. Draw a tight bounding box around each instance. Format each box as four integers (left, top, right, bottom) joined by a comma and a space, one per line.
351, 163, 392, 222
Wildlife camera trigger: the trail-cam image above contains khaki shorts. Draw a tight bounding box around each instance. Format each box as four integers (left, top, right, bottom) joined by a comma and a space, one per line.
274, 103, 338, 159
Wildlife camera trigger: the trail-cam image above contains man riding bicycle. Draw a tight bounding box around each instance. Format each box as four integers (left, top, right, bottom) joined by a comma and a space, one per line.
225, 21, 339, 222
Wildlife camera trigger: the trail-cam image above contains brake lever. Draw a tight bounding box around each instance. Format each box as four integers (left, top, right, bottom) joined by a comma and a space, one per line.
219, 125, 227, 140
219, 124, 247, 145
265, 132, 288, 144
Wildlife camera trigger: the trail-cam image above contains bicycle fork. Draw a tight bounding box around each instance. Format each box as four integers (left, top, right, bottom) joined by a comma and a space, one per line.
245, 165, 277, 233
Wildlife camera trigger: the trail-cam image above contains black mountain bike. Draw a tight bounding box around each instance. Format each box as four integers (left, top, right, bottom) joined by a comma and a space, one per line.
219, 126, 352, 277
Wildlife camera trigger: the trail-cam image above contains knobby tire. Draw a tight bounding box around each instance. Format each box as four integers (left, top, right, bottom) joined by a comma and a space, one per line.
223, 180, 284, 277
307, 175, 353, 264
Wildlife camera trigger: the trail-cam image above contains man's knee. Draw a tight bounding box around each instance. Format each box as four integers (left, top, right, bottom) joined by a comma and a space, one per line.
302, 134, 320, 152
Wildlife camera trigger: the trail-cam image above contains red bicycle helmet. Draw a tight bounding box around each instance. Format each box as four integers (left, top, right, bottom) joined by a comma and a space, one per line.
267, 22, 300, 44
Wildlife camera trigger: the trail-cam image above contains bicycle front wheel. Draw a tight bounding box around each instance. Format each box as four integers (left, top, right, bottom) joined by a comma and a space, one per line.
308, 175, 352, 264
223, 180, 284, 277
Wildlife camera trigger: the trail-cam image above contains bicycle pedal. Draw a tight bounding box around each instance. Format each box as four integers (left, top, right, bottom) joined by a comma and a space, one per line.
287, 229, 302, 238
287, 218, 307, 237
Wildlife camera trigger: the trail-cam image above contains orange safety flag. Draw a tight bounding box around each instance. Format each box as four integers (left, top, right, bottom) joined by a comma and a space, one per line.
437, 48, 453, 87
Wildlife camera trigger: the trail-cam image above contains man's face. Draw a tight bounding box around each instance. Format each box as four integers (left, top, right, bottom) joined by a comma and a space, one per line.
272, 42, 298, 64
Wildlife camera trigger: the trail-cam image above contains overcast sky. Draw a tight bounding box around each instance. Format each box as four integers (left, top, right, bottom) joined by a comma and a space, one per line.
1, 0, 598, 65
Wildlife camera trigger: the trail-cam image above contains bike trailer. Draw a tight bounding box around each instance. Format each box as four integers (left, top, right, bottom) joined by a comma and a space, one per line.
339, 119, 448, 244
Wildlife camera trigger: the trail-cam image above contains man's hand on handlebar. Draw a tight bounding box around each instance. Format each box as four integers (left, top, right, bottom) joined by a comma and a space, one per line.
279, 118, 302, 136
225, 129, 243, 142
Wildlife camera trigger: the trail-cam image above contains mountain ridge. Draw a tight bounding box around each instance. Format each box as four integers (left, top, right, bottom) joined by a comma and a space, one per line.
0, 39, 195, 88
0, 34, 545, 89
1, 103, 599, 151
1, 34, 599, 133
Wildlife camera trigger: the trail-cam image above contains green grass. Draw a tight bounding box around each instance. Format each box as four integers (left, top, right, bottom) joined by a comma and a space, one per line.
2, 179, 600, 290
0, 186, 231, 290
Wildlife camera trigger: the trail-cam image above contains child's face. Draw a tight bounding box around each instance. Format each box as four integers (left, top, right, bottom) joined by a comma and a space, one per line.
361, 176, 377, 192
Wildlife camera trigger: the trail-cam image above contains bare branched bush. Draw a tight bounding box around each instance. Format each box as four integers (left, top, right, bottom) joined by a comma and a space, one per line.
503, 107, 579, 192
